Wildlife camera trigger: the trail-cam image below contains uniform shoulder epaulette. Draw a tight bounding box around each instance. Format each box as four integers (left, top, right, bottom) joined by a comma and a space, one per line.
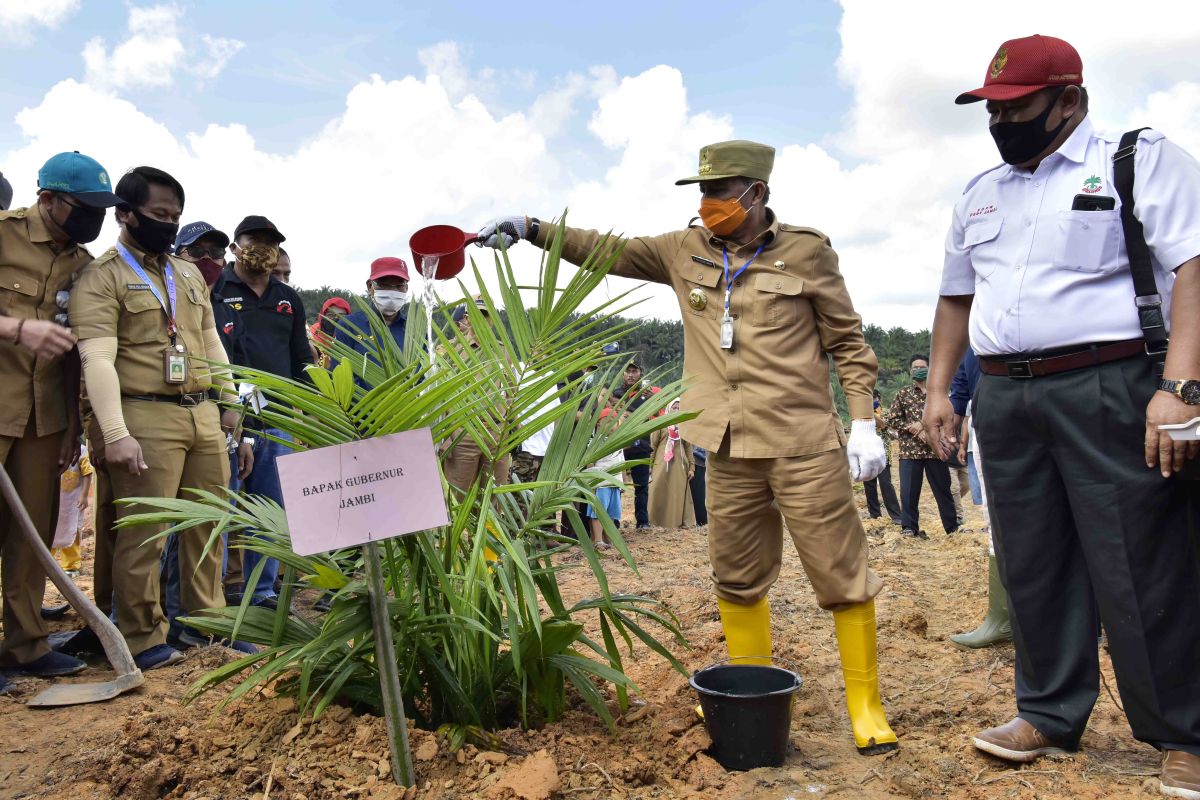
777, 224, 830, 243
0, 207, 28, 222
962, 163, 1005, 194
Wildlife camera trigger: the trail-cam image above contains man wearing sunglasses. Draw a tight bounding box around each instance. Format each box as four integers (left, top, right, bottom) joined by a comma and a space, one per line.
0, 151, 121, 692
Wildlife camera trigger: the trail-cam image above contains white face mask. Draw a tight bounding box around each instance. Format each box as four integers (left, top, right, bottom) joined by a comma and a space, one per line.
372, 289, 408, 315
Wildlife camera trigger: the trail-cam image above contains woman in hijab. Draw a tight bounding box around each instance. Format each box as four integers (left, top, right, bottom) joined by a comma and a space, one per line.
648, 398, 696, 528
309, 296, 352, 368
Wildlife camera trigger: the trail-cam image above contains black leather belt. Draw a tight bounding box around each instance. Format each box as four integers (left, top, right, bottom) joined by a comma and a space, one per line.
979, 338, 1147, 379
124, 392, 208, 407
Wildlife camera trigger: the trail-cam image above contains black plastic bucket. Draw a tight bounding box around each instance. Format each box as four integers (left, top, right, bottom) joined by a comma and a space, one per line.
689, 657, 803, 771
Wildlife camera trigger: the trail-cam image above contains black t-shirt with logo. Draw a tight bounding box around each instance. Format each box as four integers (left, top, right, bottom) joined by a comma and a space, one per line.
211, 264, 312, 383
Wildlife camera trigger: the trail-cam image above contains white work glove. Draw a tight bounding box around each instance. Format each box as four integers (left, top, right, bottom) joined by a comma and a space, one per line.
847, 418, 887, 483
476, 216, 527, 249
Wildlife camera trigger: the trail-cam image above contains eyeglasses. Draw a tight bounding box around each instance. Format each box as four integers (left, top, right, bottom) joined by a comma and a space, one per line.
184, 245, 227, 259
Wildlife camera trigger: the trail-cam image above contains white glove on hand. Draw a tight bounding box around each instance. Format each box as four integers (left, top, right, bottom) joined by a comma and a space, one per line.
477, 216, 527, 249
847, 418, 887, 483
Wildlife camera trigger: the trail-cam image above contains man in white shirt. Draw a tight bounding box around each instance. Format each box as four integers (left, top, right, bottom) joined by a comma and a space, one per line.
923, 35, 1200, 798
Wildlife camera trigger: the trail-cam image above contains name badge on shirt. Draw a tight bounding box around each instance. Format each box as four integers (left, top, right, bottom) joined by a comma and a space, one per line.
163, 343, 187, 384
691, 255, 717, 268
720, 315, 734, 349
126, 283, 151, 290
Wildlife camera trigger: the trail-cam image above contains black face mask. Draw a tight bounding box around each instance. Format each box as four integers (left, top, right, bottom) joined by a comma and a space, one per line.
127, 208, 179, 254
989, 87, 1070, 166
56, 202, 106, 244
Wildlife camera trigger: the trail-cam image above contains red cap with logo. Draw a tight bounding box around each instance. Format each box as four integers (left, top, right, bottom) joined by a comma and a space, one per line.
956, 35, 1083, 105
368, 257, 410, 282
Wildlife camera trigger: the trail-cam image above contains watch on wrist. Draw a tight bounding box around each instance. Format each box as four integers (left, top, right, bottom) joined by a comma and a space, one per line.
1158, 378, 1200, 405
526, 217, 540, 241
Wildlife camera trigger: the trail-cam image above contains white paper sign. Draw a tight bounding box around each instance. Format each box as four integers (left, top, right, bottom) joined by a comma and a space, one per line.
276, 428, 450, 556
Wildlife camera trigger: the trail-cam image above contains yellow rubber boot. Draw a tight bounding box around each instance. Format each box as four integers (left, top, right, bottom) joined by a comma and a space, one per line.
832, 599, 898, 755
717, 597, 772, 663
698, 597, 772, 719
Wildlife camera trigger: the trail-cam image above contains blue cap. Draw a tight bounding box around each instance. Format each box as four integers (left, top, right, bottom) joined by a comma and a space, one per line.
37, 151, 120, 208
601, 343, 619, 355
0, 172, 11, 211
174, 221, 230, 253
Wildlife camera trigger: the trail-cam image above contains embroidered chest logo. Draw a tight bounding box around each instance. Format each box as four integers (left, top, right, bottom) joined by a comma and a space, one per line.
223, 321, 234, 335
276, 299, 294, 315
969, 204, 997, 218
989, 47, 1008, 79
1082, 175, 1103, 194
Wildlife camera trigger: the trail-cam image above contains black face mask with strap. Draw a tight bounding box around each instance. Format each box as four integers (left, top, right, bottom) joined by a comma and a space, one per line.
57, 202, 106, 244
989, 87, 1070, 165
127, 209, 179, 254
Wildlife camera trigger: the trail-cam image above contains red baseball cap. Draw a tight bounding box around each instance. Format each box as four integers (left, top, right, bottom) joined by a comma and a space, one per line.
956, 35, 1083, 105
368, 257, 410, 282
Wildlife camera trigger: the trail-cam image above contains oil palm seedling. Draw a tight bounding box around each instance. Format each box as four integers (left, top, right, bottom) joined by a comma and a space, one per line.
117, 219, 692, 740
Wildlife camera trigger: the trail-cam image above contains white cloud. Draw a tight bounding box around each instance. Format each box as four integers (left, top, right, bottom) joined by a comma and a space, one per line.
4, 7, 1200, 334
0, 0, 79, 33
83, 4, 243, 92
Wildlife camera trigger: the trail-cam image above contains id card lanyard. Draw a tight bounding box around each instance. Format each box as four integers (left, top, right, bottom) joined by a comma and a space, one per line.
721, 244, 764, 349
116, 242, 179, 346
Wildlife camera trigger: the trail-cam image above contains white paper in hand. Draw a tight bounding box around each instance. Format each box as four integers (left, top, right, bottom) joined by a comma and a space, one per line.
1159, 417, 1200, 441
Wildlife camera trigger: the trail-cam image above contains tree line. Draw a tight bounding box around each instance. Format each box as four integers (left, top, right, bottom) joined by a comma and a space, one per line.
295, 287, 929, 419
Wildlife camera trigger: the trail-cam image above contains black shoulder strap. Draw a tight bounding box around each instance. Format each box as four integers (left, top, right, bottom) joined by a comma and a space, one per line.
1112, 127, 1169, 363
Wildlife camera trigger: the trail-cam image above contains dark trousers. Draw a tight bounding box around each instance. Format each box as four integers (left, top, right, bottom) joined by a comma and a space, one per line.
864, 462, 902, 522
690, 465, 708, 526
627, 459, 650, 527
975, 356, 1200, 755
898, 458, 958, 533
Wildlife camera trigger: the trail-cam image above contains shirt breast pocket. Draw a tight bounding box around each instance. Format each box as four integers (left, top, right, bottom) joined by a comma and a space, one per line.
963, 217, 1003, 278
681, 266, 722, 320
0, 267, 39, 315
751, 272, 804, 328
120, 291, 165, 344
1053, 210, 1122, 273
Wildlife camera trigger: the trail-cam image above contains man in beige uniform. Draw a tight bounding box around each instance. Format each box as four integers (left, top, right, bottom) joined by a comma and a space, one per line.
0, 151, 121, 689
478, 140, 897, 754
69, 166, 240, 670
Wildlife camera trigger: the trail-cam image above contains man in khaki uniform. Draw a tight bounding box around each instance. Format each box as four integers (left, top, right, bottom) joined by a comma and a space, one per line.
0, 152, 121, 690
477, 140, 897, 754
68, 166, 241, 670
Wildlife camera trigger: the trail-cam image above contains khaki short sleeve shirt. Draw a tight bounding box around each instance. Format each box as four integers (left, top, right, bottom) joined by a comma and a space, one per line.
536, 212, 878, 458
0, 205, 95, 437
70, 239, 216, 396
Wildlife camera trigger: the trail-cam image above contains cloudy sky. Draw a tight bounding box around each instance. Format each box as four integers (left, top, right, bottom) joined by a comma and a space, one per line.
1, 0, 1197, 331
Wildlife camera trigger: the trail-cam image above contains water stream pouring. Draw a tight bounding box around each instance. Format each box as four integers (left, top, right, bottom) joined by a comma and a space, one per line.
409, 225, 479, 373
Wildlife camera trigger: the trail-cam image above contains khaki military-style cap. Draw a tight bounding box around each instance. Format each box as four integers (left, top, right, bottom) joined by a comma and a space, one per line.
676, 140, 776, 185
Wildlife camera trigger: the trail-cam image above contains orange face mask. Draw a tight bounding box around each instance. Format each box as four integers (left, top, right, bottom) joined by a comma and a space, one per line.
699, 183, 756, 236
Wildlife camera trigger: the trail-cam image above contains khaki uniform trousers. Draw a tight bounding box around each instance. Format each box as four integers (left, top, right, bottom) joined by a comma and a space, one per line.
0, 419, 61, 664
86, 417, 117, 616
108, 399, 229, 654
443, 437, 510, 493
707, 445, 882, 610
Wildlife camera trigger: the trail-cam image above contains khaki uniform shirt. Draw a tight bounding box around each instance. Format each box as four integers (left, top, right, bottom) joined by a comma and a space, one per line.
69, 238, 217, 396
0, 205, 94, 438
536, 212, 877, 458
